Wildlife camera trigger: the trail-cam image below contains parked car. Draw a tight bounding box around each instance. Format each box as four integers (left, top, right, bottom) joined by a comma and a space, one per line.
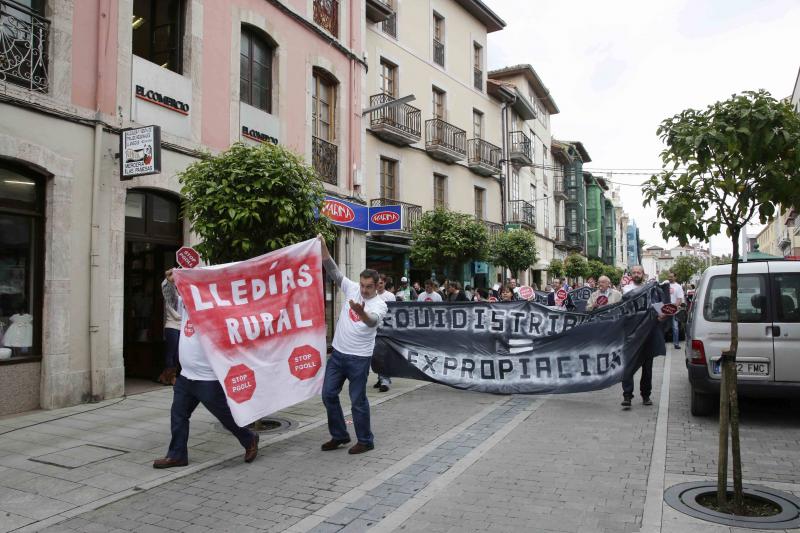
685, 259, 800, 416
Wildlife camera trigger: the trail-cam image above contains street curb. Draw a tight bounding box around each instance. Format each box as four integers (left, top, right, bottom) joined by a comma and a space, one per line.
641, 351, 672, 533
11, 382, 430, 533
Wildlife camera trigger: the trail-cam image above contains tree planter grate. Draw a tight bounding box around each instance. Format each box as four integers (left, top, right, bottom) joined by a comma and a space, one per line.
664, 481, 800, 529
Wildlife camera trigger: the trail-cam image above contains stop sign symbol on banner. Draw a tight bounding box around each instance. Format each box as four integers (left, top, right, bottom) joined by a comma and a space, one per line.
289, 345, 322, 380
556, 288, 568, 301
224, 364, 256, 403
518, 285, 534, 301
176, 246, 200, 269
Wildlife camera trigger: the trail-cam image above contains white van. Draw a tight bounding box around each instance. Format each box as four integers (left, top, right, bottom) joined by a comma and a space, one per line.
685, 259, 800, 416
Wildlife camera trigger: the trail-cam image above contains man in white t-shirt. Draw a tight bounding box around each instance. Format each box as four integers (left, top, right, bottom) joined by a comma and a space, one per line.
319, 235, 388, 454
417, 279, 443, 302
667, 271, 685, 349
373, 274, 397, 393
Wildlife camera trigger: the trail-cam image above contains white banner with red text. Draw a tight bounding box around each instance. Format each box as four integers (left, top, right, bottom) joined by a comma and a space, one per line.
172, 239, 326, 426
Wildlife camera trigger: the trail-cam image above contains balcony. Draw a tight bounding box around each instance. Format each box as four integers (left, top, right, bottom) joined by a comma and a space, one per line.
467, 138, 501, 176
778, 230, 791, 250
553, 175, 567, 200
366, 0, 393, 22
381, 10, 396, 37
473, 67, 482, 91
483, 220, 503, 240
370, 198, 422, 234
508, 199, 535, 230
554, 226, 570, 249
368, 93, 421, 146
313, 0, 338, 36
425, 118, 466, 163
0, 0, 50, 92
433, 38, 444, 67
508, 131, 532, 166
312, 136, 337, 185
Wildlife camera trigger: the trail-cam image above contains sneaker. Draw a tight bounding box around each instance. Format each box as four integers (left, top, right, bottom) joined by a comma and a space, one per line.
620, 398, 632, 408
321, 438, 351, 451
379, 384, 389, 392
372, 381, 381, 389
348, 442, 374, 455
642, 397, 653, 406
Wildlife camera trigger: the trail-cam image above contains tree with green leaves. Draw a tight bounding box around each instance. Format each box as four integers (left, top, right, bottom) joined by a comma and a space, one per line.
602, 265, 624, 286
489, 229, 538, 279
548, 258, 564, 280
410, 208, 488, 278
644, 90, 800, 513
587, 259, 606, 281
671, 255, 708, 283
564, 253, 589, 283
179, 142, 334, 264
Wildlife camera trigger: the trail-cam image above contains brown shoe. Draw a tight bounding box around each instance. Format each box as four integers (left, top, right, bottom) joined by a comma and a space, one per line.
348, 442, 374, 455
153, 457, 188, 469
321, 438, 351, 451
244, 433, 259, 463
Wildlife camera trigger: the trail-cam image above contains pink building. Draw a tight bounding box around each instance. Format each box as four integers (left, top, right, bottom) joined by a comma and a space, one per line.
0, 0, 366, 414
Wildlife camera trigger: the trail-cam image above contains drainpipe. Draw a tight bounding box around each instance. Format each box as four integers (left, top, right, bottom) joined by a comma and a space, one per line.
89, 0, 111, 402
499, 102, 508, 226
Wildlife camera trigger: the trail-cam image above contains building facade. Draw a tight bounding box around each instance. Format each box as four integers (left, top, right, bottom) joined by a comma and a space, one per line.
626, 220, 640, 267
0, 0, 367, 414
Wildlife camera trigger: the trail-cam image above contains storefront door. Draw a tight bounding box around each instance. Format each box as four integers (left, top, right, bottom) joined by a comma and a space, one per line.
123, 190, 182, 380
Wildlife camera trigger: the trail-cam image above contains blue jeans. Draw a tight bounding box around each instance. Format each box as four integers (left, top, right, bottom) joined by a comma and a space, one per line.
167, 375, 256, 461
672, 316, 680, 347
322, 349, 373, 446
164, 328, 180, 368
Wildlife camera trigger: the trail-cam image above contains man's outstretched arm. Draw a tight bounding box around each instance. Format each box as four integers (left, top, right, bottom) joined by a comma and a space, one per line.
318, 234, 344, 288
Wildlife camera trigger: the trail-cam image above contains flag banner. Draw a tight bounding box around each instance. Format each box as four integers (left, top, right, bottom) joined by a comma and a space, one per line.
173, 239, 326, 426
372, 283, 663, 395
566, 286, 596, 312
532, 290, 551, 305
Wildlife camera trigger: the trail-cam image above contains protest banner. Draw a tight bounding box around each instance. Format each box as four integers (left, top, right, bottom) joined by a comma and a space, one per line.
172, 239, 326, 426
372, 283, 663, 395
565, 286, 595, 312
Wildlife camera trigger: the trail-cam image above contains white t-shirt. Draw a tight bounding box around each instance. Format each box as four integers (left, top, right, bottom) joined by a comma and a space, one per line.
178, 309, 217, 381
622, 282, 641, 295
378, 290, 397, 302
669, 282, 685, 304
417, 291, 443, 302
332, 277, 388, 357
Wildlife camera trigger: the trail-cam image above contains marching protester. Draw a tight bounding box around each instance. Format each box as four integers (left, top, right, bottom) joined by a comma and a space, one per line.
500, 285, 515, 302
585, 275, 621, 311
152, 278, 260, 468
620, 265, 666, 409
374, 274, 396, 393
667, 271, 684, 349
473, 287, 490, 302
417, 279, 443, 302
158, 269, 181, 386
395, 276, 417, 302
318, 235, 388, 454
446, 281, 470, 302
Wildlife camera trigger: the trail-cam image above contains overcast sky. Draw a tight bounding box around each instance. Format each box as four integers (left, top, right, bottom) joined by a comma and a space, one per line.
487, 0, 800, 256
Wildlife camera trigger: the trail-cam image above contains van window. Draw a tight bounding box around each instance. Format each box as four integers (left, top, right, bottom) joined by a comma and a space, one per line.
774, 274, 800, 323
702, 274, 768, 323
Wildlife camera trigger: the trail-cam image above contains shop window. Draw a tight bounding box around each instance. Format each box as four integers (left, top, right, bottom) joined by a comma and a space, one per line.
240, 26, 274, 113
132, 0, 186, 74
0, 164, 44, 361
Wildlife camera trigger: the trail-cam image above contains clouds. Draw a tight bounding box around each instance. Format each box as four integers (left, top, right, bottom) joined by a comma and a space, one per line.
487, 0, 800, 254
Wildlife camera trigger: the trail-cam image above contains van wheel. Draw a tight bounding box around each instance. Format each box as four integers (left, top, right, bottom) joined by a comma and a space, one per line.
691, 386, 715, 416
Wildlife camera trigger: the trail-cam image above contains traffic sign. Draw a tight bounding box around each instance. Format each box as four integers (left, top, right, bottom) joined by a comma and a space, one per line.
518, 285, 534, 300
176, 246, 200, 269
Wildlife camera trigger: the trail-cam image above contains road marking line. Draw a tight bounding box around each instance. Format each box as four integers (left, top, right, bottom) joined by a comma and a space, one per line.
641, 352, 672, 533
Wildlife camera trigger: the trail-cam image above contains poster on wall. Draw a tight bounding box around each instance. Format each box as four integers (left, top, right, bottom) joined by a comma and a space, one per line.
120, 125, 161, 180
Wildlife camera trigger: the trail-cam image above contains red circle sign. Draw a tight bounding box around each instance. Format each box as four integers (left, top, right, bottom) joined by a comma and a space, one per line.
518, 285, 534, 300
176, 246, 200, 269
488, 296, 498, 302
622, 275, 632, 286
184, 320, 195, 337
661, 303, 678, 315
370, 211, 400, 225
556, 288, 568, 300
322, 200, 355, 223
224, 364, 256, 403
596, 295, 608, 306
289, 345, 322, 380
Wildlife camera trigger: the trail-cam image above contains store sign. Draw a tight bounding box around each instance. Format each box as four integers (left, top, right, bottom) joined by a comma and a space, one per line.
120, 126, 161, 179
241, 126, 278, 145
131, 56, 192, 138
369, 205, 402, 231
135, 85, 190, 115
240, 102, 280, 146
473, 262, 489, 274
321, 197, 403, 232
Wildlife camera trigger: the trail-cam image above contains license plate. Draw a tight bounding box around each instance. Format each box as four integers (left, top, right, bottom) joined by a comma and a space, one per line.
712, 361, 769, 376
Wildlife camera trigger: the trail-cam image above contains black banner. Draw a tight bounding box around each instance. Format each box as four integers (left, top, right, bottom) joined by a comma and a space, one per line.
372, 283, 664, 395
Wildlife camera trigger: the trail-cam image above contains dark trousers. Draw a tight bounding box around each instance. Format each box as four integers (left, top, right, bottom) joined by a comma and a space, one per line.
622, 354, 654, 400
167, 375, 256, 461
164, 327, 180, 368
321, 349, 373, 446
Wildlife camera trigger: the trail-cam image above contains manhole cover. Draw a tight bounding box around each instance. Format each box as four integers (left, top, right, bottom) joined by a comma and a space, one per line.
248, 417, 294, 433
664, 481, 800, 529
29, 444, 127, 469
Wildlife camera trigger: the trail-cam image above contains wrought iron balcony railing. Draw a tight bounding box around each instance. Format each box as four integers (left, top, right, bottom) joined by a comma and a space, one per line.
370, 198, 422, 233
555, 226, 568, 243
554, 175, 567, 198
433, 38, 444, 66
483, 220, 503, 240
369, 93, 421, 140
381, 10, 396, 37
508, 131, 532, 165
0, 0, 50, 92
425, 118, 466, 159
312, 136, 337, 185
467, 138, 501, 175
473, 67, 482, 91
508, 199, 535, 229
313, 0, 338, 36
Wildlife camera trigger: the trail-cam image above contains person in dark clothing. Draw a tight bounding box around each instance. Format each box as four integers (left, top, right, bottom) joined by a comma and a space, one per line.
446, 281, 470, 302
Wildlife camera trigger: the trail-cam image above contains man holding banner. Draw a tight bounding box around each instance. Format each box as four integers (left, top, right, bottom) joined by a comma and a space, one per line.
318, 235, 387, 454
585, 276, 621, 311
